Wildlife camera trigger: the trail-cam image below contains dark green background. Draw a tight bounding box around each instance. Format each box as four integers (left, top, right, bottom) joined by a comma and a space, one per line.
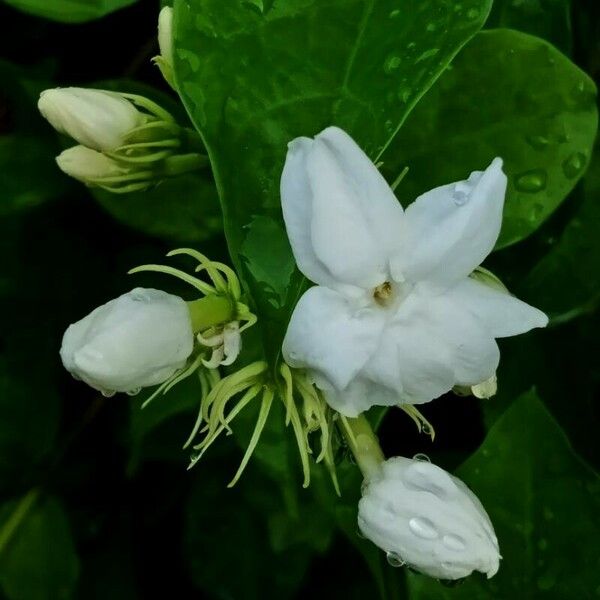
0, 0, 598, 598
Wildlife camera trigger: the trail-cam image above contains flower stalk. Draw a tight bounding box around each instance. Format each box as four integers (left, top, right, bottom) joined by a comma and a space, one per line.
338, 414, 385, 480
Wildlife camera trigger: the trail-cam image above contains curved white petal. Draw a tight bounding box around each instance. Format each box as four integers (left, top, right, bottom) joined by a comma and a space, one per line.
281, 127, 404, 289
315, 127, 405, 258
281, 137, 339, 288
282, 285, 385, 392
447, 277, 548, 338
426, 290, 500, 386
393, 159, 507, 286
318, 376, 400, 418
364, 292, 456, 404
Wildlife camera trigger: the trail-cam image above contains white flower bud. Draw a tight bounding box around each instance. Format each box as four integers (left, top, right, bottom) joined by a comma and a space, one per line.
38, 87, 145, 151
60, 288, 194, 395
158, 7, 174, 69
56, 146, 124, 184
358, 456, 500, 580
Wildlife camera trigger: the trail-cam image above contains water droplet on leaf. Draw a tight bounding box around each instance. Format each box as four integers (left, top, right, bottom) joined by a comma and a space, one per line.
466, 7, 479, 19
389, 9, 401, 18
562, 152, 586, 178
530, 203, 544, 221
526, 134, 550, 150
515, 169, 547, 192
384, 55, 402, 74
416, 48, 439, 63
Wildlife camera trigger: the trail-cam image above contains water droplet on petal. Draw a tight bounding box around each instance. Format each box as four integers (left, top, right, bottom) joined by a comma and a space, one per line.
452, 181, 471, 205
413, 453, 430, 462
356, 528, 366, 539
386, 551, 406, 567
562, 152, 587, 179
409, 517, 439, 540
101, 389, 116, 398
440, 577, 466, 588
126, 387, 141, 396
515, 169, 547, 192
443, 534, 467, 551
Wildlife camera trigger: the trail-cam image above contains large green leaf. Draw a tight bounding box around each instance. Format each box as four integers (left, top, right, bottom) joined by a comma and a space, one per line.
517, 144, 600, 323
486, 0, 572, 53
173, 0, 492, 360
1, 0, 138, 23
382, 29, 597, 249
0, 493, 80, 600
406, 392, 600, 599
184, 470, 318, 600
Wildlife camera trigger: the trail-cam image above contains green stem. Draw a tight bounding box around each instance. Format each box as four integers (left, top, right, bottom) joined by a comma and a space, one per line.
0, 488, 40, 554
181, 128, 206, 154
187, 295, 234, 333
339, 414, 385, 480
161, 153, 209, 177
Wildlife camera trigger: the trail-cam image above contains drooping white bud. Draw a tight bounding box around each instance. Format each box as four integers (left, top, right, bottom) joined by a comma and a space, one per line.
358, 456, 500, 580
158, 7, 174, 69
155, 7, 176, 89
56, 146, 124, 184
38, 87, 145, 151
60, 288, 194, 395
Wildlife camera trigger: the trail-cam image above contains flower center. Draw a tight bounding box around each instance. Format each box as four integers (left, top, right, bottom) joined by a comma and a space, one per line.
373, 281, 393, 306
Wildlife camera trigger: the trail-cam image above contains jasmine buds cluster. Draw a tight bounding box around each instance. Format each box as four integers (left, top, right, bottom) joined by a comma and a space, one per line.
38, 87, 206, 192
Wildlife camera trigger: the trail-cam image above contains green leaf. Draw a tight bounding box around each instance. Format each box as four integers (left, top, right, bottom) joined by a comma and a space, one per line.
486, 0, 572, 53
382, 29, 597, 249
2, 0, 138, 23
173, 0, 492, 360
86, 80, 222, 244
184, 471, 316, 600
93, 173, 222, 244
517, 145, 600, 323
0, 492, 80, 600
406, 391, 600, 599
128, 375, 201, 472
0, 60, 70, 216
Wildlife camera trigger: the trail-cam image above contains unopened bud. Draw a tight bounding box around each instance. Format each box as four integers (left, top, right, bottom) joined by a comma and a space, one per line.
38, 87, 145, 151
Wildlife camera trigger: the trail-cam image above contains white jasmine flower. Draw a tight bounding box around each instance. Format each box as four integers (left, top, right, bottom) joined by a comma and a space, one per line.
358, 456, 500, 580
56, 146, 124, 184
38, 87, 145, 151
281, 126, 547, 416
60, 288, 194, 395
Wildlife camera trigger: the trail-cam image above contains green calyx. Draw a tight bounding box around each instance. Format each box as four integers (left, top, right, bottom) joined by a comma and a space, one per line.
82, 93, 208, 193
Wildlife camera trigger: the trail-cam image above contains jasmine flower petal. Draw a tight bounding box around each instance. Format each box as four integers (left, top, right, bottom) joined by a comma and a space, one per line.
282, 286, 385, 392
395, 158, 506, 286
449, 278, 549, 337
